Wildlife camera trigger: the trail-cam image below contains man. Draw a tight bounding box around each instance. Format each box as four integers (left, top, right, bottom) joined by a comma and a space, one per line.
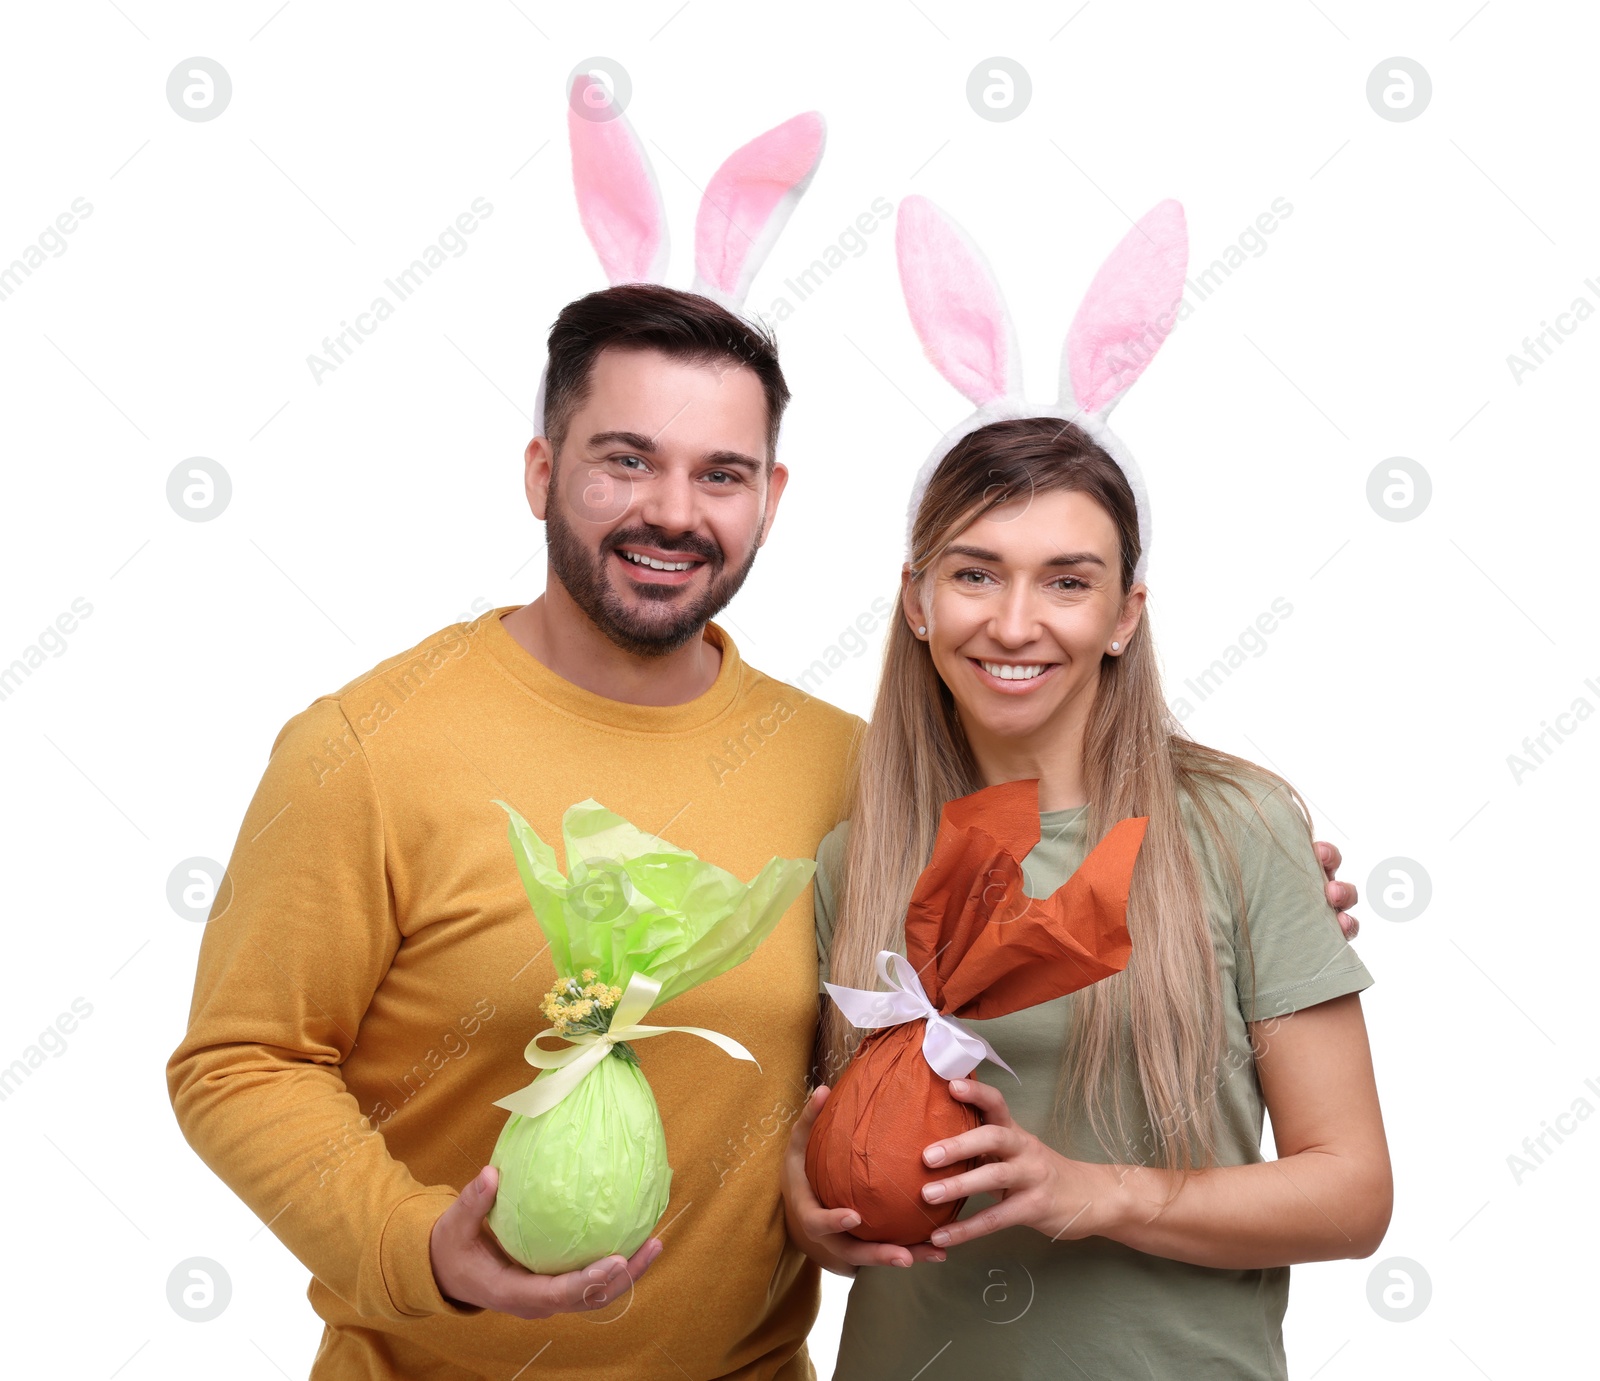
167, 282, 1359, 1380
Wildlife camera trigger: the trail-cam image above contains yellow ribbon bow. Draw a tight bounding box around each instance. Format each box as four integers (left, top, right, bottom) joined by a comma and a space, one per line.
493, 970, 761, 1121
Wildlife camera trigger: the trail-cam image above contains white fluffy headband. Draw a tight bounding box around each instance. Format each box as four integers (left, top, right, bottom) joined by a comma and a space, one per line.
532, 75, 826, 440
895, 196, 1190, 586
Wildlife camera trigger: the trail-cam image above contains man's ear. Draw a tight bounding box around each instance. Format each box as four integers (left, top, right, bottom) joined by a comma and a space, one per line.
526, 436, 555, 521
755, 461, 790, 547
899, 563, 925, 639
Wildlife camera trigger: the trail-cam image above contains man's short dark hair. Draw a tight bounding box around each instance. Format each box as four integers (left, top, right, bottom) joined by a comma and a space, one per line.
542, 284, 791, 466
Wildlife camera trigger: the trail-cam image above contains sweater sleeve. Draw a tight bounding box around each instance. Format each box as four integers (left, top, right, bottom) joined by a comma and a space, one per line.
165, 696, 485, 1322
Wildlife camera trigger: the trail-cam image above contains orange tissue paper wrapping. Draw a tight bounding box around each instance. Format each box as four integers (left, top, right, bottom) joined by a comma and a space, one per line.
805, 778, 1147, 1245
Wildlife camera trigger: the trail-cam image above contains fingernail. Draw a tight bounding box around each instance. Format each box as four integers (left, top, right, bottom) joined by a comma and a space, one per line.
923, 1184, 944, 1202
950, 1079, 966, 1093
587, 1267, 607, 1282
841, 1212, 861, 1230
932, 1252, 947, 1263
895, 1257, 912, 1267
474, 1168, 489, 1191
931, 1231, 950, 1247
924, 1146, 945, 1166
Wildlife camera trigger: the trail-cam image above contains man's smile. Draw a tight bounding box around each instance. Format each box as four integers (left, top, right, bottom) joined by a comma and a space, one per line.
612, 544, 712, 587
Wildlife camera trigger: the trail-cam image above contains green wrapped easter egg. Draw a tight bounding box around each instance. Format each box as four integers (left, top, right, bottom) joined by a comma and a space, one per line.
483, 797, 816, 1279
486, 1046, 671, 1274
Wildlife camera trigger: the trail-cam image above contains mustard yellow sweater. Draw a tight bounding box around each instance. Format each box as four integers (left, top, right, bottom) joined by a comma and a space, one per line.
166, 608, 862, 1380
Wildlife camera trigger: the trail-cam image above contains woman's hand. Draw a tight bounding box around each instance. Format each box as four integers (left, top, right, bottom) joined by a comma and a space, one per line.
917, 1078, 1126, 1249
781, 1085, 948, 1274
924, 997, 1391, 1267
429, 1165, 663, 1318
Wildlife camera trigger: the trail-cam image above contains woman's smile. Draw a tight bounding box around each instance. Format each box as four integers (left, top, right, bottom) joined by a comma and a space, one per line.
968, 658, 1062, 693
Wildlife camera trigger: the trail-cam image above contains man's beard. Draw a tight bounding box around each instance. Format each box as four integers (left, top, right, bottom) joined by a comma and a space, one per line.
544, 479, 761, 659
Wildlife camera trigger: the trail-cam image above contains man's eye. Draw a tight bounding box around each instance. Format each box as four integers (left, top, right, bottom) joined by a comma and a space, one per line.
614, 454, 646, 470
705, 470, 737, 485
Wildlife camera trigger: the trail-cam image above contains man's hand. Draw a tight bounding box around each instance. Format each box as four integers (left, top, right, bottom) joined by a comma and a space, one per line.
780, 1085, 946, 1275
1313, 840, 1360, 940
429, 1165, 662, 1318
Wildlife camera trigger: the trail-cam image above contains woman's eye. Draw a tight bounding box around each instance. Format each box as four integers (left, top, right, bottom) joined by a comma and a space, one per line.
954, 568, 993, 585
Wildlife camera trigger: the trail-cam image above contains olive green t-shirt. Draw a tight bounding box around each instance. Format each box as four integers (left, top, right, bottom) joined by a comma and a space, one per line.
812, 777, 1375, 1381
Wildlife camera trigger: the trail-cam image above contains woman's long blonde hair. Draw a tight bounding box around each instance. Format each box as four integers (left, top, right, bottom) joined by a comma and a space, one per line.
817, 417, 1313, 1180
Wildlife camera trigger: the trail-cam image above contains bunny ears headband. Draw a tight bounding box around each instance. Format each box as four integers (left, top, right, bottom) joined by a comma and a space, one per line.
543, 76, 1185, 586
896, 196, 1190, 585
532, 75, 826, 438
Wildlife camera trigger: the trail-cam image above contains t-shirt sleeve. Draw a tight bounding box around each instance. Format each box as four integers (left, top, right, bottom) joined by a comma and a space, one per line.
1218, 779, 1374, 1023
813, 821, 850, 992
165, 696, 484, 1323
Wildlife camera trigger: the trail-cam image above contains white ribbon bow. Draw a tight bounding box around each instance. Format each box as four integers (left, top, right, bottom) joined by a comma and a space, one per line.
824, 950, 1016, 1080
494, 970, 760, 1120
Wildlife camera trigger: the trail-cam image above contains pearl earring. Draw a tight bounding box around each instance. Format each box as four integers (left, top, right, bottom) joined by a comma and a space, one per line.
1111, 641, 1121, 651
918, 626, 927, 636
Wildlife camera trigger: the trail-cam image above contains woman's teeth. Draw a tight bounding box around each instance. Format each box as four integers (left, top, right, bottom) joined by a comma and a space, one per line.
979, 661, 1049, 681
621, 551, 696, 572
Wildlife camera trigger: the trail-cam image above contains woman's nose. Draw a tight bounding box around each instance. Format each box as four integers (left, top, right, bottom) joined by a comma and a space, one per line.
989, 587, 1042, 646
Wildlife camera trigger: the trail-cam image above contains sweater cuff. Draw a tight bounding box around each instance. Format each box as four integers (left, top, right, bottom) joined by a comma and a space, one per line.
379, 1188, 488, 1319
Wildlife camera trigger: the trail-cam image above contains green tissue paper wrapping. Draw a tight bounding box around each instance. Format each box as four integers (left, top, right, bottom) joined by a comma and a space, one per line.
485, 797, 815, 1275
488, 1047, 671, 1276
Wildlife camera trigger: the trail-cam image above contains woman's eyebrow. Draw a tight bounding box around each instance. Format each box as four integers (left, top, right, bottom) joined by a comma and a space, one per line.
942, 543, 1106, 568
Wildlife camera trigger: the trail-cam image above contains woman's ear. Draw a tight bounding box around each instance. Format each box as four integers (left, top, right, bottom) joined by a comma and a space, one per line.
1113, 583, 1147, 652
900, 563, 927, 639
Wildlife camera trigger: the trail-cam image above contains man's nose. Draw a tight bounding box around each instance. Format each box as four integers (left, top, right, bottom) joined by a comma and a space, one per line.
635, 469, 698, 537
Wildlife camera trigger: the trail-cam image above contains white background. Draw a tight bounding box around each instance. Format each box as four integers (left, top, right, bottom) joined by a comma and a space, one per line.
1, 1, 1594, 1377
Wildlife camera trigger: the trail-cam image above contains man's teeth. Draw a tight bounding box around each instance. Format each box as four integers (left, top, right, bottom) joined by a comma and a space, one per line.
621, 551, 696, 572
980, 661, 1049, 681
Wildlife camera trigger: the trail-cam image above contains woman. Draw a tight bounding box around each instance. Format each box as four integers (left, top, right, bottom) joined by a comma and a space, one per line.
780, 417, 1392, 1379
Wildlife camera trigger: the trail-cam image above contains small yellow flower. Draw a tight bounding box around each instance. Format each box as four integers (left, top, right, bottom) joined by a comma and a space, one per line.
539, 971, 624, 1036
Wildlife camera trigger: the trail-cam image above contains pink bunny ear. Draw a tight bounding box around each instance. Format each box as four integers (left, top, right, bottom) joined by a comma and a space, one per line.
896, 196, 1021, 407
692, 112, 826, 307
567, 73, 670, 285
1061, 200, 1188, 416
